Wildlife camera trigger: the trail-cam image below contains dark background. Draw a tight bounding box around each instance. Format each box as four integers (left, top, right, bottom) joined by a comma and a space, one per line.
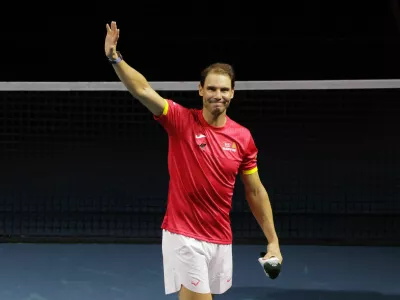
4, 1, 400, 81
0, 1, 400, 246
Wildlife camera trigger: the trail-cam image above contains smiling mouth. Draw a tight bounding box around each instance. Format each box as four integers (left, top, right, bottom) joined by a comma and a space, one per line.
209, 99, 227, 104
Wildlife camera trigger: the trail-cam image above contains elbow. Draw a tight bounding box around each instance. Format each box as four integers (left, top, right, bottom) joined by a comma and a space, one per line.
130, 85, 154, 103
246, 185, 261, 199
246, 181, 264, 195
142, 85, 153, 94
246, 184, 267, 202
134, 84, 151, 97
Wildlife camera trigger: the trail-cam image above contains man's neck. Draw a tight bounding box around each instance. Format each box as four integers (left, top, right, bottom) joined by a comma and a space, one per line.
202, 109, 226, 127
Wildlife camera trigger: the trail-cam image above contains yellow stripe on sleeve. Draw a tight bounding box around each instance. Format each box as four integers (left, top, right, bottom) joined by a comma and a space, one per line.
162, 99, 169, 115
242, 166, 258, 175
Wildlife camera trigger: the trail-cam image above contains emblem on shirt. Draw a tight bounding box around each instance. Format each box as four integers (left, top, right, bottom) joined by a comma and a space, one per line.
195, 134, 207, 150
222, 141, 237, 152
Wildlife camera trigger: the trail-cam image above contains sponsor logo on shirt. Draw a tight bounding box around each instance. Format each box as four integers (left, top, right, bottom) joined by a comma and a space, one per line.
222, 142, 237, 152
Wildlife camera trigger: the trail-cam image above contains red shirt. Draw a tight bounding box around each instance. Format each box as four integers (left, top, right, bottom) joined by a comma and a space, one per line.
154, 99, 258, 244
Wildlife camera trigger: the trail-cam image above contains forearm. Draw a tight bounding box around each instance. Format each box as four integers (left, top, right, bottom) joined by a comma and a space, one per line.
111, 57, 165, 116
246, 185, 279, 244
112, 59, 151, 98
105, 22, 165, 116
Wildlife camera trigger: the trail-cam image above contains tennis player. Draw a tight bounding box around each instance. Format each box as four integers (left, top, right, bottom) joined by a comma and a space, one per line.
105, 21, 283, 300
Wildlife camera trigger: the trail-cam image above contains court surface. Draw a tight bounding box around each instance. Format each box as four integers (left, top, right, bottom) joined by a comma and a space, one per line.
0, 243, 399, 300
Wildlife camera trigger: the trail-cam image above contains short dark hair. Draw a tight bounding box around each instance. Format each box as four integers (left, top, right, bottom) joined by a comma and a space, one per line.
200, 63, 235, 89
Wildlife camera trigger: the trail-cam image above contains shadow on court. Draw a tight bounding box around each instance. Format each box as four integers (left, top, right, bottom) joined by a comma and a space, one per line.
219, 287, 399, 300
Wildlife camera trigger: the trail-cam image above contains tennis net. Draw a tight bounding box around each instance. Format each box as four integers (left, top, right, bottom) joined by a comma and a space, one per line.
0, 80, 399, 245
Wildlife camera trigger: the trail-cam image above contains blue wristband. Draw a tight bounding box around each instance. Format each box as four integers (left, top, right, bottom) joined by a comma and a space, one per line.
109, 52, 123, 64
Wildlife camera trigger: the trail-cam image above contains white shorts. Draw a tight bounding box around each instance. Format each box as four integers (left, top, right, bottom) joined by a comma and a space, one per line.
162, 229, 233, 295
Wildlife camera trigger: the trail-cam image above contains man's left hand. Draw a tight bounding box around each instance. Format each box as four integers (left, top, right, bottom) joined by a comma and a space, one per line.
263, 242, 283, 263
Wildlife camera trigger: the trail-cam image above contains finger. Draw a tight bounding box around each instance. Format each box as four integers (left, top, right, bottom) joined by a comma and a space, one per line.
265, 253, 281, 261
260, 251, 270, 260
106, 23, 111, 32
111, 21, 117, 31
112, 29, 119, 44
261, 253, 272, 260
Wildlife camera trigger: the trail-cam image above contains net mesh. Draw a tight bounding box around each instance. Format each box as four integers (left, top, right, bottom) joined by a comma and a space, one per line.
0, 81, 399, 245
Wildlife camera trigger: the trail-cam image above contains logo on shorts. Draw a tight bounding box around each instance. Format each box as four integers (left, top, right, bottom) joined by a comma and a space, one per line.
191, 279, 200, 286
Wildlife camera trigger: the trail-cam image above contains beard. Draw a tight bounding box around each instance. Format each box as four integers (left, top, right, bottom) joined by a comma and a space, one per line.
206, 98, 230, 115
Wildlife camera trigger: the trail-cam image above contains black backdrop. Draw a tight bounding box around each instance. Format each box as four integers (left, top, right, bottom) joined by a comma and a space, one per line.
3, 2, 400, 82
1, 2, 400, 245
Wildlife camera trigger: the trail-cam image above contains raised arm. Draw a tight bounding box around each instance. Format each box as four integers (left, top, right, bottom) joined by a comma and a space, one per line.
104, 21, 166, 116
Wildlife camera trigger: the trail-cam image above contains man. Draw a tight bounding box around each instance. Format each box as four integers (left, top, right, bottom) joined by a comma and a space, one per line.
105, 21, 283, 300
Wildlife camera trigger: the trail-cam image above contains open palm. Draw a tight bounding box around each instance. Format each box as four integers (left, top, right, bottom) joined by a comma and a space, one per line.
105, 21, 120, 59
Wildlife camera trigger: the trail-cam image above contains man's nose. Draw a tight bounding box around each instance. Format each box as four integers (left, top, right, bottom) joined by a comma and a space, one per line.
214, 90, 222, 99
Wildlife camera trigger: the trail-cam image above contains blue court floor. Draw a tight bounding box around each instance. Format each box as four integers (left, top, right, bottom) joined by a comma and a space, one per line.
0, 243, 399, 300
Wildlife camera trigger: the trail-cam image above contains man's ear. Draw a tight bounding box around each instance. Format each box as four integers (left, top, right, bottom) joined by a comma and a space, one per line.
198, 83, 203, 96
